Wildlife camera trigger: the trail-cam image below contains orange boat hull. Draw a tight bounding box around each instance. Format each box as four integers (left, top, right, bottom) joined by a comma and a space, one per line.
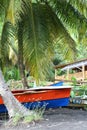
0, 86, 71, 113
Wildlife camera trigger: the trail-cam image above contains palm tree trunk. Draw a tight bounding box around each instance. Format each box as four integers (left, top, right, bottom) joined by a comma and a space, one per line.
0, 70, 32, 118
18, 22, 28, 89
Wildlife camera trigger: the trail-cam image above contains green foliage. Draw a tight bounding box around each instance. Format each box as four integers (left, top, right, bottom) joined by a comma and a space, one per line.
17, 1, 58, 83
0, 22, 15, 68
26, 103, 46, 122
13, 105, 46, 125
77, 44, 87, 59
71, 84, 87, 97
57, 69, 66, 76
68, 0, 87, 19
53, 57, 62, 66
4, 67, 20, 81
13, 113, 22, 126
23, 115, 34, 123
23, 112, 43, 123
0, 0, 87, 84
70, 90, 75, 98
71, 76, 77, 86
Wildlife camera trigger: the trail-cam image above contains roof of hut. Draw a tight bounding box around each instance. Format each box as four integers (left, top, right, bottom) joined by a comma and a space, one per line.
55, 58, 87, 71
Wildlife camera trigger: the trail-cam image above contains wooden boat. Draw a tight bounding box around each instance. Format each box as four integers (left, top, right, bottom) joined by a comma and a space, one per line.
0, 82, 71, 113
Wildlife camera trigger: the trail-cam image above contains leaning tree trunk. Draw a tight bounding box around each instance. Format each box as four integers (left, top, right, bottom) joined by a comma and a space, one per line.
18, 22, 28, 89
0, 70, 33, 118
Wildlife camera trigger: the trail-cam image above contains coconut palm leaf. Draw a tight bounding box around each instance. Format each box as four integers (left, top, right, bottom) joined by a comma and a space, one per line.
46, 3, 77, 60
0, 0, 10, 34
68, 0, 87, 19
17, 1, 55, 82
0, 0, 86, 83
17, 21, 28, 87
0, 0, 10, 13
0, 22, 15, 67
17, 0, 78, 83
48, 0, 87, 41
0, 0, 16, 70
6, 0, 15, 24
67, 0, 87, 43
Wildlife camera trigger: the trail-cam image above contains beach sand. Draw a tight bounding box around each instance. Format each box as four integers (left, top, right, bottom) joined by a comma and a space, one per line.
0, 108, 87, 130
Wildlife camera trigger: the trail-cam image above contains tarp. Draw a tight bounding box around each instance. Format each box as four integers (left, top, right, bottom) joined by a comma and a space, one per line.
51, 81, 63, 86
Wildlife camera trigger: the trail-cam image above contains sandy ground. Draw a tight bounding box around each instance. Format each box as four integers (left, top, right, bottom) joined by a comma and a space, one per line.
0, 108, 87, 130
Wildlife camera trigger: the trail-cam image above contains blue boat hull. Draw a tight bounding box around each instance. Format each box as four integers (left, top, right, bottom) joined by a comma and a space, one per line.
0, 97, 69, 113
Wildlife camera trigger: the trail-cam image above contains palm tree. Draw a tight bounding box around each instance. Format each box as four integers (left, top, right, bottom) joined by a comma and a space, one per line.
17, 0, 76, 83
0, 0, 17, 71
17, 0, 87, 82
0, 0, 28, 88
0, 0, 87, 120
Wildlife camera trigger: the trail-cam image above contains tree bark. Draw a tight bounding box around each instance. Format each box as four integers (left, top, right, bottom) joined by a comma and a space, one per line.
0, 70, 33, 118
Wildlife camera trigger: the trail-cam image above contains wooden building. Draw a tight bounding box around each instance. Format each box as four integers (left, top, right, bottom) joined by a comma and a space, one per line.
55, 58, 87, 81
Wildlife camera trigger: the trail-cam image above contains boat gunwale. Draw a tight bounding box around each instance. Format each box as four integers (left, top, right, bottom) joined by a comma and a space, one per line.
25, 86, 72, 91
12, 86, 72, 95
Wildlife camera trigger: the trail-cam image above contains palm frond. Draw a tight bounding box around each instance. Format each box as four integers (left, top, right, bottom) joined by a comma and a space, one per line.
18, 1, 56, 83
54, 36, 77, 62
17, 1, 78, 82
46, 3, 77, 59
67, 0, 87, 42
0, 0, 10, 13
0, 0, 17, 69
68, 0, 87, 19
9, 46, 18, 65
0, 21, 15, 68
48, 0, 87, 42
6, 0, 15, 24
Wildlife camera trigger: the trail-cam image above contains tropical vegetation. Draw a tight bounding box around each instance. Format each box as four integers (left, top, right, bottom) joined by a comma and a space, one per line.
0, 0, 87, 124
